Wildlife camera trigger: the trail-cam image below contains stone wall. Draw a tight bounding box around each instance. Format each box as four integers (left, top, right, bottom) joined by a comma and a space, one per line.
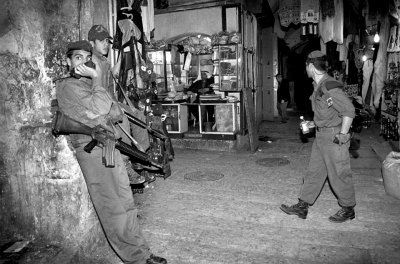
0, 0, 106, 251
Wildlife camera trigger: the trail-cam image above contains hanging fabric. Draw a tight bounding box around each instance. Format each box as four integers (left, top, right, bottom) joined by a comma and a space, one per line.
343, 0, 358, 36
278, 0, 301, 28
320, 38, 326, 55
118, 19, 142, 47
116, 0, 146, 46
362, 60, 374, 102
141, 0, 154, 42
320, 0, 335, 19
273, 13, 285, 38
332, 0, 343, 44
394, 26, 400, 52
319, 14, 334, 43
372, 15, 390, 109
112, 0, 155, 115
183, 52, 191, 71
387, 26, 397, 52
346, 40, 359, 85
319, 0, 343, 44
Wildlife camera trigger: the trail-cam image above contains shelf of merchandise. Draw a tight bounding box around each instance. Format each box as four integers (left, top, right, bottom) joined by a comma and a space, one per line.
212, 44, 242, 92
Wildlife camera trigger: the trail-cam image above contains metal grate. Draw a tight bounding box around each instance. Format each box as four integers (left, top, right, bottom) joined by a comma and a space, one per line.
184, 170, 224, 181
256, 157, 290, 167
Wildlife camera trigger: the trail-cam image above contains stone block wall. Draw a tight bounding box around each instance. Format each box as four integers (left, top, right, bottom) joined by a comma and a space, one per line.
0, 0, 107, 253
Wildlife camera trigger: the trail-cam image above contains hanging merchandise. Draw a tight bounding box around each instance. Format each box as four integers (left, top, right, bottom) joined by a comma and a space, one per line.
320, 0, 335, 20
113, 0, 158, 111
372, 16, 389, 109
141, 0, 154, 42
387, 26, 397, 52
278, 0, 301, 28
273, 13, 286, 38
112, 0, 174, 180
362, 60, 374, 102
118, 19, 142, 48
319, 0, 344, 44
176, 34, 213, 55
394, 26, 400, 52
115, 0, 145, 46
183, 52, 191, 71
300, 0, 319, 36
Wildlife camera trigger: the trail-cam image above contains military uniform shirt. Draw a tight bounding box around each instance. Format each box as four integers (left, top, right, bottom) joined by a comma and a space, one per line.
311, 74, 355, 128
56, 76, 113, 146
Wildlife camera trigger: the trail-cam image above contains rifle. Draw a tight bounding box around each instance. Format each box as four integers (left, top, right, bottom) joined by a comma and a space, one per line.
52, 110, 163, 169
112, 75, 168, 141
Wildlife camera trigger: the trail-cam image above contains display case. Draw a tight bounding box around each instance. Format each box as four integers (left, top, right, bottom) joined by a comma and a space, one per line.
160, 103, 188, 134
147, 49, 173, 93
212, 44, 242, 91
198, 102, 240, 135
148, 49, 192, 93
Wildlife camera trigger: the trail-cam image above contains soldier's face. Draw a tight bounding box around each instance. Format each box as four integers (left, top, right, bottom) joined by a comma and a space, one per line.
92, 39, 110, 56
67, 50, 92, 69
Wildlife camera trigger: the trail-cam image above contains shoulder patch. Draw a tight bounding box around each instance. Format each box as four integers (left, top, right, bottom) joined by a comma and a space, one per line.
325, 80, 343, 91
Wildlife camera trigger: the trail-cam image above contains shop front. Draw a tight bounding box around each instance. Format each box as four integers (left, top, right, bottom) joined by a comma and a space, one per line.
149, 3, 262, 146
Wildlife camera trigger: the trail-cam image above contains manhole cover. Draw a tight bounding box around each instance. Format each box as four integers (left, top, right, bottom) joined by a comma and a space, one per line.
256, 157, 290, 167
184, 170, 224, 181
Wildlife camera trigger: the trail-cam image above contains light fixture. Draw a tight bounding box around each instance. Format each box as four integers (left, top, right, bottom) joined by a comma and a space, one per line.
362, 55, 367, 62
365, 23, 380, 44
374, 33, 380, 43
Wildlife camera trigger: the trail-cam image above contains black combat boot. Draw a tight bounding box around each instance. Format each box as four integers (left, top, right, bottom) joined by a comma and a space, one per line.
328, 206, 355, 223
146, 254, 167, 264
280, 199, 309, 219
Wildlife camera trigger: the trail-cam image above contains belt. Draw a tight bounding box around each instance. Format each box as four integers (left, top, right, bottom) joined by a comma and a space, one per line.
316, 126, 341, 132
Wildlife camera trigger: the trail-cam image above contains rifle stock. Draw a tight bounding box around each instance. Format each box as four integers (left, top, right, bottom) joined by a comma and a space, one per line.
52, 110, 93, 136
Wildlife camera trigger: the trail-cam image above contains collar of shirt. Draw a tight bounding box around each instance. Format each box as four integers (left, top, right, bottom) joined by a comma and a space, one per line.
313, 73, 329, 92
92, 50, 107, 62
79, 76, 92, 86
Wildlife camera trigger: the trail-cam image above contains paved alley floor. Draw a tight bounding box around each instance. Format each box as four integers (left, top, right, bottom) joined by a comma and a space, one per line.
137, 111, 400, 264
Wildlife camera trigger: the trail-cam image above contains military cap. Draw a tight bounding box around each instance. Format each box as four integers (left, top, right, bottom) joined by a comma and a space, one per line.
66, 40, 92, 54
88, 25, 112, 41
308, 50, 326, 59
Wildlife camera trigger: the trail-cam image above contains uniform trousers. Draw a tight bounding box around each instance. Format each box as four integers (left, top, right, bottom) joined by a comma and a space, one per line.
75, 146, 150, 264
277, 100, 288, 122
299, 127, 356, 207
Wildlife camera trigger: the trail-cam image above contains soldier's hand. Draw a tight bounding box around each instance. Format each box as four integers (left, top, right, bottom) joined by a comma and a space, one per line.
108, 102, 124, 124
75, 63, 98, 78
333, 133, 351, 145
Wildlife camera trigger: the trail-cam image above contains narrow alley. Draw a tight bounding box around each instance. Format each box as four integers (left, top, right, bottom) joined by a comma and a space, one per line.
2, 1, 400, 264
